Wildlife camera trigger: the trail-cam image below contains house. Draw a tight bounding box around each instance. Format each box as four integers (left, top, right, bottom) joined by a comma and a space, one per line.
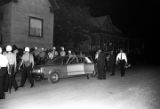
0, 0, 54, 48
87, 15, 128, 52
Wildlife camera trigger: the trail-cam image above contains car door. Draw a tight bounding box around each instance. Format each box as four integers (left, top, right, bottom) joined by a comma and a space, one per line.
84, 57, 94, 74
67, 57, 85, 76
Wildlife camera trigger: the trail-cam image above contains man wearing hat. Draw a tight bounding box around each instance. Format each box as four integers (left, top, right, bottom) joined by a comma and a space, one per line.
5, 45, 18, 93
60, 46, 66, 57
19, 47, 34, 88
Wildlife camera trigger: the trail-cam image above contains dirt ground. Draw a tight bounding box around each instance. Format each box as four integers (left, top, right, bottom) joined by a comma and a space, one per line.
0, 65, 160, 109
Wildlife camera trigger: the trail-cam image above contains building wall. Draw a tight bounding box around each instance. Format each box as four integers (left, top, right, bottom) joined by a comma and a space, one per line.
0, 3, 12, 44
1, 0, 54, 48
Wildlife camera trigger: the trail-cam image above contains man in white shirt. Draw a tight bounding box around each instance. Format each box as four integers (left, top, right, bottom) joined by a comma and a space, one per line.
116, 49, 128, 77
5, 45, 18, 93
0, 47, 9, 99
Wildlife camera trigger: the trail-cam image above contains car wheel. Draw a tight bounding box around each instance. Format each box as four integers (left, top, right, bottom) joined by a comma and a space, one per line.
34, 75, 43, 81
49, 72, 59, 83
91, 70, 97, 77
86, 74, 90, 79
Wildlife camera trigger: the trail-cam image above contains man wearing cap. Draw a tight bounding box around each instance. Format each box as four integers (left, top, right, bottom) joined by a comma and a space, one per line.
5, 45, 18, 93
52, 46, 58, 58
60, 46, 66, 57
19, 47, 34, 88
39, 48, 46, 65
0, 47, 9, 99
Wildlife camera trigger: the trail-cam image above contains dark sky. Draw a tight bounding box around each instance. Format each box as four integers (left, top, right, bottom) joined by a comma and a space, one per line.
88, 0, 159, 42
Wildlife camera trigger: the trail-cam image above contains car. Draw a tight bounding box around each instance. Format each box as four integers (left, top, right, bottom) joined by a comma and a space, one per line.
32, 55, 95, 83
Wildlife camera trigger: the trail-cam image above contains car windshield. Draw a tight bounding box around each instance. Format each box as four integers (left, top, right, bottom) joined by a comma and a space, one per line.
44, 56, 93, 65
84, 57, 92, 63
52, 56, 69, 65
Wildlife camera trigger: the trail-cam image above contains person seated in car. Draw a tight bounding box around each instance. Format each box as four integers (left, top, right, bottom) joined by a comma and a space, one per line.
66, 51, 78, 64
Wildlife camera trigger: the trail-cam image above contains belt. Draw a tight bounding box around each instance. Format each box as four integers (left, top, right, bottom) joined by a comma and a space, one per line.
120, 59, 125, 61
0, 67, 7, 68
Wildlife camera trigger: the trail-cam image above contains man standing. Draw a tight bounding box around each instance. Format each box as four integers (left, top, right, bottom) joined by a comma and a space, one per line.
5, 45, 18, 93
109, 50, 116, 76
52, 46, 58, 58
94, 49, 101, 76
19, 47, 34, 88
95, 50, 101, 62
0, 47, 9, 99
116, 49, 128, 77
97, 50, 106, 79
33, 47, 40, 65
60, 46, 66, 57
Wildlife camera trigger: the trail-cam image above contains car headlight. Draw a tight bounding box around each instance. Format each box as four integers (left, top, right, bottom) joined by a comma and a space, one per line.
32, 68, 43, 74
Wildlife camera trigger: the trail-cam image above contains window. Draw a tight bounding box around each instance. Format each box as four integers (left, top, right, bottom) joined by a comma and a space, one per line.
29, 16, 43, 37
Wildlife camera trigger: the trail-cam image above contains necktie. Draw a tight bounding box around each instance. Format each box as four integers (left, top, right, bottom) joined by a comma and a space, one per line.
121, 53, 122, 60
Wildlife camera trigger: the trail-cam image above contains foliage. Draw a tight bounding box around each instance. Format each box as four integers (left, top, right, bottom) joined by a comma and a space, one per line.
50, 0, 95, 51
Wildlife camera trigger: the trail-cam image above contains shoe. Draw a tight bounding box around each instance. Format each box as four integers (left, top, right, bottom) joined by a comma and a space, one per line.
0, 95, 5, 99
0, 97, 5, 99
97, 78, 102, 80
15, 87, 18, 91
102, 77, 106, 80
121, 75, 124, 77
30, 84, 34, 88
9, 89, 11, 94
19, 85, 24, 88
86, 75, 89, 79
110, 73, 115, 76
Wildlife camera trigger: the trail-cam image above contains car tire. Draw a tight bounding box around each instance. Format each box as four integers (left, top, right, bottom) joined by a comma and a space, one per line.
91, 70, 97, 77
86, 74, 90, 79
49, 72, 59, 83
34, 75, 43, 81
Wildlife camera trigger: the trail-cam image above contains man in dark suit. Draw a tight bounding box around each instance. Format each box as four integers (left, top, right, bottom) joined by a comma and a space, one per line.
97, 50, 106, 79
109, 50, 116, 76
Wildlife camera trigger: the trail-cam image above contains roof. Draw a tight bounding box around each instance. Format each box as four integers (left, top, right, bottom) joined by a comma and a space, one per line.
88, 15, 122, 35
89, 16, 122, 33
0, 0, 11, 6
88, 16, 107, 28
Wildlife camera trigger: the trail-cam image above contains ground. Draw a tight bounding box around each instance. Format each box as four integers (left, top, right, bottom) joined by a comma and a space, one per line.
0, 65, 160, 109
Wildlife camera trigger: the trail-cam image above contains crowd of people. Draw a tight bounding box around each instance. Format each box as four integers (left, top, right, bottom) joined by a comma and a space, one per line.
95, 48, 128, 79
0, 44, 129, 100
0, 45, 86, 99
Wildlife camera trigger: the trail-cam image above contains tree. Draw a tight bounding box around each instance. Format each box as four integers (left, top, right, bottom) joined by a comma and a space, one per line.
49, 0, 95, 51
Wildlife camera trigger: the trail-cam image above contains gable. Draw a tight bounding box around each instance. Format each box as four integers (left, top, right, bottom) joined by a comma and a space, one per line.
88, 16, 107, 28
88, 15, 122, 33
0, 0, 11, 6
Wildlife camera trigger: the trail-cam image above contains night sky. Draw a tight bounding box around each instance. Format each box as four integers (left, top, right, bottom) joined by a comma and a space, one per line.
88, 0, 159, 42
87, 0, 160, 62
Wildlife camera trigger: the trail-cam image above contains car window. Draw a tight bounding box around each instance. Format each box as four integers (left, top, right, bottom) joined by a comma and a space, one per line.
52, 57, 63, 65
84, 57, 92, 64
52, 56, 68, 65
62, 57, 69, 64
67, 57, 78, 64
78, 57, 84, 63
